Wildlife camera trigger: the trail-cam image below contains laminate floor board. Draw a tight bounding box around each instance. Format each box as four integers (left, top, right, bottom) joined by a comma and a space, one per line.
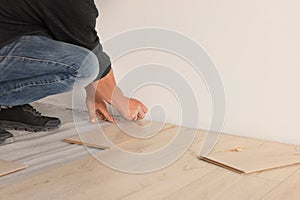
164, 168, 280, 200
113, 126, 196, 153
64, 120, 174, 149
262, 169, 300, 200
94, 127, 203, 174
254, 164, 300, 182
0, 160, 27, 177
200, 134, 300, 174
121, 153, 216, 200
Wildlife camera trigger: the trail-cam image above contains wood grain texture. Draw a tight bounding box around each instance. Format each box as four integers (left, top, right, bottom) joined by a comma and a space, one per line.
0, 160, 27, 177
64, 120, 173, 149
0, 129, 213, 200
1, 122, 299, 200
200, 134, 300, 174
255, 164, 300, 182
165, 169, 279, 200
262, 169, 300, 200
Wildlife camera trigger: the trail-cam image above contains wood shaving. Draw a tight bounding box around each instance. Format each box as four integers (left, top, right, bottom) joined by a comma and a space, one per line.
230, 147, 243, 152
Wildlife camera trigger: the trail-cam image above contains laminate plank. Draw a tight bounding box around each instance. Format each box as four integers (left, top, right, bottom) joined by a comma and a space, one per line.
93, 126, 201, 173
64, 120, 172, 149
0, 160, 27, 177
165, 168, 279, 200
200, 134, 300, 174
114, 126, 190, 153
262, 169, 300, 200
121, 153, 215, 200
254, 164, 300, 182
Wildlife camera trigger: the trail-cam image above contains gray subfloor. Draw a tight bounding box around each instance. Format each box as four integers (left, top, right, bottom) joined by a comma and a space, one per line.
0, 102, 109, 186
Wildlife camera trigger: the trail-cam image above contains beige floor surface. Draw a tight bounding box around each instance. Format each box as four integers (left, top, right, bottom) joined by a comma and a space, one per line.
0, 123, 299, 200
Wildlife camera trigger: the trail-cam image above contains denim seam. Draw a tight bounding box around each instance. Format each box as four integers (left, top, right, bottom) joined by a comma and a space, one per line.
0, 55, 80, 71
0, 76, 76, 97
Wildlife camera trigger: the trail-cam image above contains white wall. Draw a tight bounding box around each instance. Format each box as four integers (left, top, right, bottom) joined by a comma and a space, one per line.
98, 0, 300, 145
43, 0, 300, 145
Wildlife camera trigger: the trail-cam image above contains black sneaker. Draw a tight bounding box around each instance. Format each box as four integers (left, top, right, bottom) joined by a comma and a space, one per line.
0, 104, 61, 132
0, 128, 14, 145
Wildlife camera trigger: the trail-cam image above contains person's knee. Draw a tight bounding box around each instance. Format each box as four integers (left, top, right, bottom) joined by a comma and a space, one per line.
75, 50, 99, 86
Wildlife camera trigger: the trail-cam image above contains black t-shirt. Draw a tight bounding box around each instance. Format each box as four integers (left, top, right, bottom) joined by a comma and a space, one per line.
0, 0, 111, 79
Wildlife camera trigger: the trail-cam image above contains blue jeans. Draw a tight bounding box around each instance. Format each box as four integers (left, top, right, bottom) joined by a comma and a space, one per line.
0, 36, 99, 106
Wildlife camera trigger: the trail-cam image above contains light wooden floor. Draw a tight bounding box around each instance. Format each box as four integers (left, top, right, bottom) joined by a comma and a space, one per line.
0, 127, 299, 200
0, 160, 27, 177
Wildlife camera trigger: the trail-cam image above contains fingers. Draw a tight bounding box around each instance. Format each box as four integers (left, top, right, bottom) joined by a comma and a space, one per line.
131, 106, 146, 121
127, 100, 148, 121
88, 111, 97, 123
131, 109, 139, 121
87, 96, 115, 123
137, 106, 145, 119
86, 100, 97, 123
137, 113, 143, 121
96, 110, 105, 120
110, 97, 148, 121
136, 102, 147, 120
96, 109, 115, 123
141, 103, 148, 114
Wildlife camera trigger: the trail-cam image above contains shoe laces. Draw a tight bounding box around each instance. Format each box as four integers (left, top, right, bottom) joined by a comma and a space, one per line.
21, 104, 42, 116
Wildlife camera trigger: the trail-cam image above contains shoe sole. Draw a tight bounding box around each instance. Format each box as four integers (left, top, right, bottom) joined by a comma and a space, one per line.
0, 137, 15, 145
0, 120, 61, 132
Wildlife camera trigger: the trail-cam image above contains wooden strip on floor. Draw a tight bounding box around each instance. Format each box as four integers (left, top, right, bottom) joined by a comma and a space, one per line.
200, 134, 300, 174
0, 160, 27, 177
64, 120, 172, 149
262, 169, 300, 200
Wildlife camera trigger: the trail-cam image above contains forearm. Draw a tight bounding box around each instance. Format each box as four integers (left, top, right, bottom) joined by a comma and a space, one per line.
86, 69, 125, 107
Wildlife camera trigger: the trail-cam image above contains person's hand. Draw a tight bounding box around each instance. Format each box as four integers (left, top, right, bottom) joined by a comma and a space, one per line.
86, 88, 115, 123
85, 69, 147, 122
114, 97, 148, 121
